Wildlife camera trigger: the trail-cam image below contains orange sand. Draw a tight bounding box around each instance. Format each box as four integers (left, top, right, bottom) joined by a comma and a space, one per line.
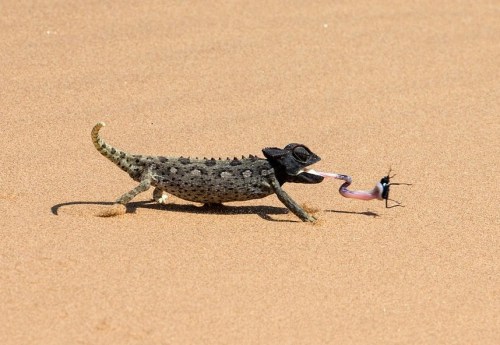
1, 1, 498, 344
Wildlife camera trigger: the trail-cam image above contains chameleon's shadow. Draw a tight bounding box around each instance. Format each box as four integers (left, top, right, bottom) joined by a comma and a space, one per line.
51, 200, 295, 222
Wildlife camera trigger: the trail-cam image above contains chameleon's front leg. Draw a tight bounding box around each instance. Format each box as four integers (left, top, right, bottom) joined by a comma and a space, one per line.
269, 177, 316, 222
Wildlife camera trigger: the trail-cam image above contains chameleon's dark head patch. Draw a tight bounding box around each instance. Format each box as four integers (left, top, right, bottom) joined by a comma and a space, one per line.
262, 144, 324, 185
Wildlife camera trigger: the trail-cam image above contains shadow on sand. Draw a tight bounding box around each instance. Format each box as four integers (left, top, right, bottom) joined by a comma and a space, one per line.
51, 200, 380, 222
51, 200, 298, 222
324, 209, 379, 217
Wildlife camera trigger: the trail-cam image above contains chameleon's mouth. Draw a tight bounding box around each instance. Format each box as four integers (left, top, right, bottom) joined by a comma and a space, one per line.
301, 167, 319, 175
291, 166, 325, 184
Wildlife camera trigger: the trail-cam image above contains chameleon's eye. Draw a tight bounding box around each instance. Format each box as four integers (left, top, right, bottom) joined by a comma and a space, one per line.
292, 146, 311, 163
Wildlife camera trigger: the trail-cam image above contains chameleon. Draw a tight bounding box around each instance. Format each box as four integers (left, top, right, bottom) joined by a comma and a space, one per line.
91, 122, 324, 222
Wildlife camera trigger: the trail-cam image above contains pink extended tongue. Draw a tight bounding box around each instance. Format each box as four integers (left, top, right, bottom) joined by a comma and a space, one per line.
305, 169, 333, 177
304, 169, 352, 182
306, 167, 410, 207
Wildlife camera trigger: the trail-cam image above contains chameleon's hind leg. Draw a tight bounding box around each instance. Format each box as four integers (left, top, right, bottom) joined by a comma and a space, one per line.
269, 178, 316, 222
115, 177, 152, 205
153, 187, 168, 204
97, 167, 153, 217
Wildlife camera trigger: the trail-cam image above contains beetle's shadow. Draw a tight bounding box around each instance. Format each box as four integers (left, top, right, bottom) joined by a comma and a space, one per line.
50, 200, 296, 222
324, 209, 380, 217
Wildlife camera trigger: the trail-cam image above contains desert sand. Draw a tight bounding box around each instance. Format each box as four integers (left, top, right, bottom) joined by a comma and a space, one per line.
1, 1, 498, 344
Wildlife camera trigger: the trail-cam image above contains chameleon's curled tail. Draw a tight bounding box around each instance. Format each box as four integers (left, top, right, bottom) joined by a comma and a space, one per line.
91, 122, 133, 171
91, 122, 107, 153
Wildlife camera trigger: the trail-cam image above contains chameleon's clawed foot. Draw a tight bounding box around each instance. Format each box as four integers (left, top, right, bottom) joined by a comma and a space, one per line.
300, 203, 320, 222
297, 210, 317, 222
96, 203, 127, 217
153, 187, 169, 204
305, 215, 317, 222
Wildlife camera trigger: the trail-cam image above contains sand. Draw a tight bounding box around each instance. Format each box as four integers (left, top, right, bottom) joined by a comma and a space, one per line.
1, 1, 498, 344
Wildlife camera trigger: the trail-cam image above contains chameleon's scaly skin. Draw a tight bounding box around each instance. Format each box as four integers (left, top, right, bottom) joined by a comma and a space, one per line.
91, 122, 323, 222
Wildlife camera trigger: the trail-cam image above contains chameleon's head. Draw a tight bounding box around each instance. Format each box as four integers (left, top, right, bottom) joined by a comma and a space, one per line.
263, 144, 324, 185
